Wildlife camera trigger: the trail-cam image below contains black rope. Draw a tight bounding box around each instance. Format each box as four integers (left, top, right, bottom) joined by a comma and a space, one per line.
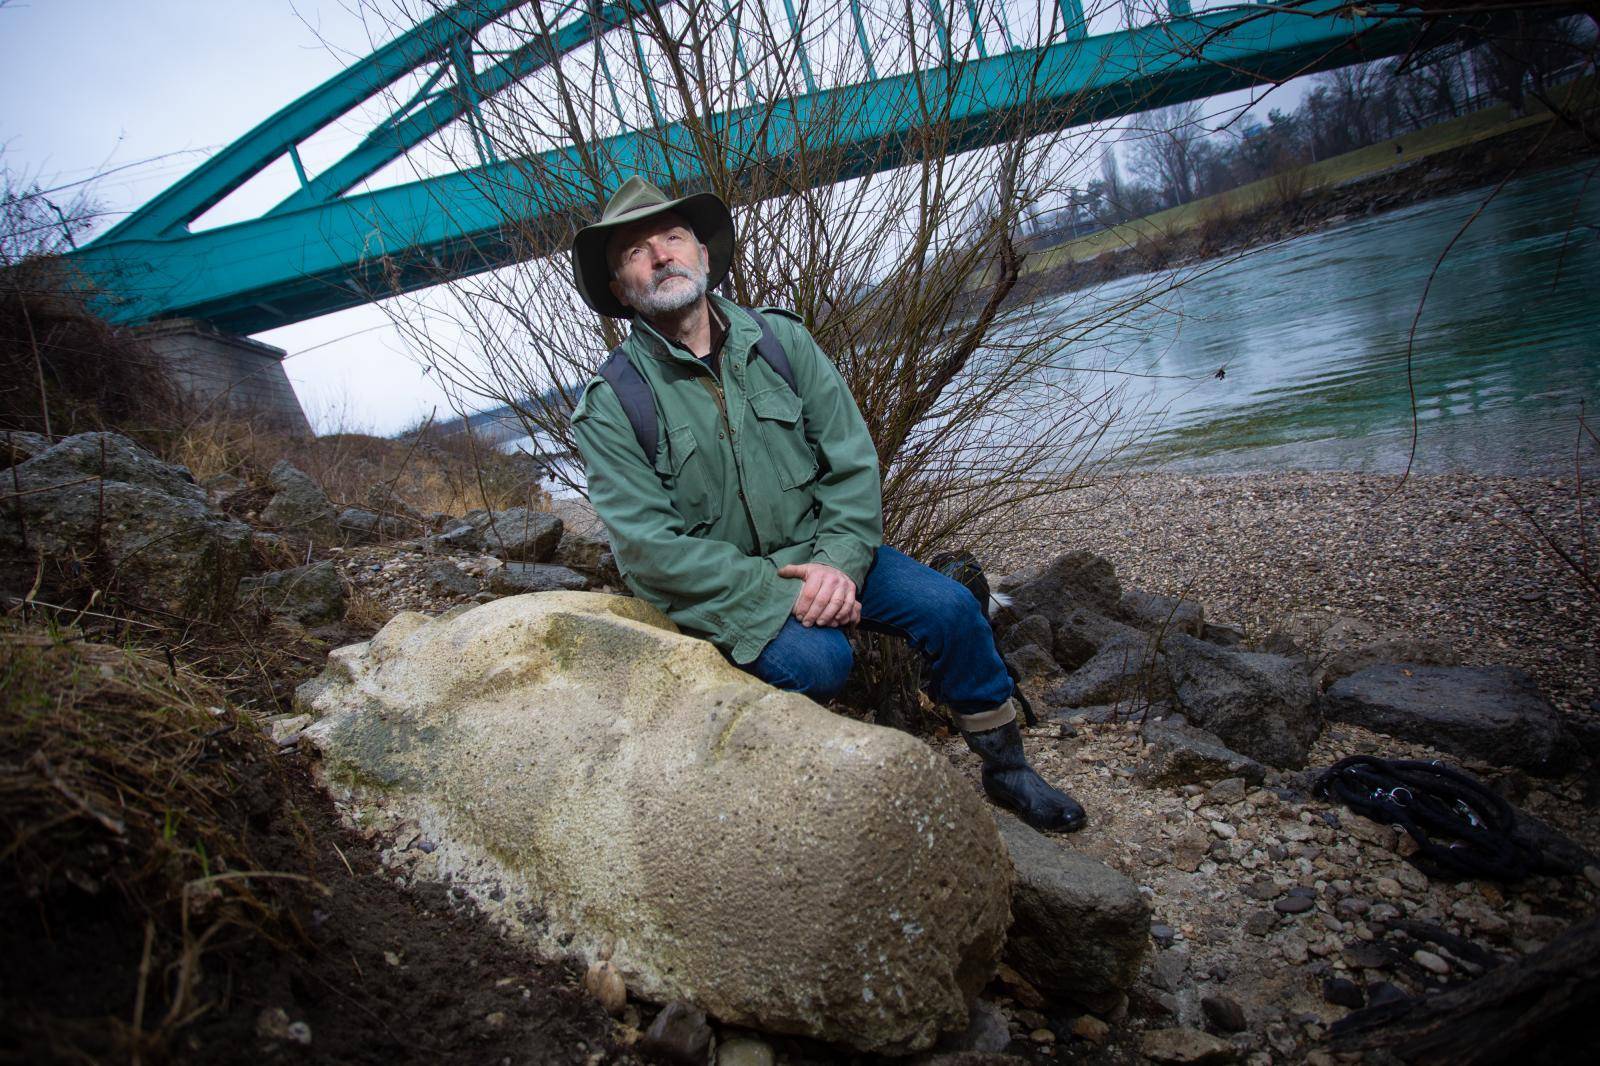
1313, 755, 1543, 882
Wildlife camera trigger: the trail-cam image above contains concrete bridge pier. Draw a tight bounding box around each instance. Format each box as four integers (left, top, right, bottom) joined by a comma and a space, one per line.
138, 319, 312, 435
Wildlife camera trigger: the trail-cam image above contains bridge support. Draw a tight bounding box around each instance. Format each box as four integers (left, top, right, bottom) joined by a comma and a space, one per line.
138, 320, 312, 435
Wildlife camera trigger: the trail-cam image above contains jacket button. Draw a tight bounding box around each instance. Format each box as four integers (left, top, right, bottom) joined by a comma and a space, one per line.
719, 431, 725, 440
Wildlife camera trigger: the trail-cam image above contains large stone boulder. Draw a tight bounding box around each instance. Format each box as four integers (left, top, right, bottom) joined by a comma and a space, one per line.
1163, 635, 1321, 769
0, 432, 252, 621
487, 562, 589, 594
997, 551, 1121, 618
1118, 588, 1204, 638
297, 593, 1012, 1053
1135, 715, 1266, 787
259, 461, 338, 544
1324, 665, 1571, 775
1053, 633, 1169, 708
992, 813, 1149, 1012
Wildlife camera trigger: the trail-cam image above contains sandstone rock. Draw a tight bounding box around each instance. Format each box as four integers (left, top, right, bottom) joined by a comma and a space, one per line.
1140, 1027, 1236, 1065
991, 812, 1149, 1011
1052, 633, 1167, 708
488, 562, 589, 594
0, 432, 253, 621
1201, 994, 1247, 1033
260, 461, 338, 543
1119, 588, 1203, 637
1136, 716, 1266, 787
298, 593, 1011, 1052
1325, 665, 1571, 775
1163, 635, 1321, 768
238, 560, 346, 625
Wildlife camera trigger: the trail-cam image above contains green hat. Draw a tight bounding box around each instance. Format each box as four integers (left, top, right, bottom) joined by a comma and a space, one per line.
571, 176, 734, 318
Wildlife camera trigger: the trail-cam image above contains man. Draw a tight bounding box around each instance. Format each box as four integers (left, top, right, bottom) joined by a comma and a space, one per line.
569, 177, 1084, 833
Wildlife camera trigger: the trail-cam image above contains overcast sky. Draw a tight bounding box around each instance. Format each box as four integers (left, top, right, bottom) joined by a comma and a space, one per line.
1, 1, 1299, 436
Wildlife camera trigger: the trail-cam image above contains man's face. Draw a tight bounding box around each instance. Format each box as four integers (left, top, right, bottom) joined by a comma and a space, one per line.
607, 213, 711, 318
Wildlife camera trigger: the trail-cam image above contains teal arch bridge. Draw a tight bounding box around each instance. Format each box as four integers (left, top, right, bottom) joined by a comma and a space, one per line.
68, 1, 1470, 337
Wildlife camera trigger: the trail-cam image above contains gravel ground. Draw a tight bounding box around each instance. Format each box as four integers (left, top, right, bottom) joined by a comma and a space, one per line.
992, 471, 1600, 718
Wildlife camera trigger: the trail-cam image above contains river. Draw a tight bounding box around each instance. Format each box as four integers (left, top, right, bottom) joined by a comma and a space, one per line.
1036, 163, 1600, 475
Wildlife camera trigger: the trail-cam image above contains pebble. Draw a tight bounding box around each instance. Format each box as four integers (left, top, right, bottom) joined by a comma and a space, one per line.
1274, 895, 1315, 915
1243, 878, 1283, 901
1244, 911, 1276, 937
1201, 994, 1248, 1033
1375, 877, 1404, 899
1210, 820, 1238, 840
1071, 1014, 1110, 1045
1397, 864, 1430, 892
1413, 949, 1450, 975
1584, 865, 1600, 889
1030, 1027, 1057, 1044
1281, 935, 1310, 963
717, 1035, 776, 1066
1323, 977, 1365, 1009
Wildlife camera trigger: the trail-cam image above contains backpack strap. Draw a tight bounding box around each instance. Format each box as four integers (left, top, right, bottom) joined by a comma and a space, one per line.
597, 307, 801, 467
747, 307, 798, 394
597, 346, 660, 466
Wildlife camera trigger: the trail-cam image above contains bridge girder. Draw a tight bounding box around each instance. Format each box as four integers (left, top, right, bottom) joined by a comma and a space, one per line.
68, 2, 1444, 336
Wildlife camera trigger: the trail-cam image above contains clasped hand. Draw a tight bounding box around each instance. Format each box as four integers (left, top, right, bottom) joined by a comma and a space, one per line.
777, 562, 860, 627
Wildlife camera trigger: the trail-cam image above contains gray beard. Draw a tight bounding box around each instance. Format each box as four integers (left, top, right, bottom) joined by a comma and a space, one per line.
625, 265, 708, 318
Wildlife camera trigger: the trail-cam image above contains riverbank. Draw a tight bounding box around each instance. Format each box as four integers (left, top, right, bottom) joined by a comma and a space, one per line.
992, 470, 1599, 719
1002, 82, 1600, 302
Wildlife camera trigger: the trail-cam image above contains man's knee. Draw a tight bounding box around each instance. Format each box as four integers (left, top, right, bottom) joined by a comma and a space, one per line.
752, 622, 854, 700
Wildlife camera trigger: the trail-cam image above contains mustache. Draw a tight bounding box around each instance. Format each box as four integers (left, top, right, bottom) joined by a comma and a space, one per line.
650, 264, 700, 286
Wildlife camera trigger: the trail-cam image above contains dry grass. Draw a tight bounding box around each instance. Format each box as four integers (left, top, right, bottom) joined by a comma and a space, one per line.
166, 412, 548, 520
0, 619, 316, 1060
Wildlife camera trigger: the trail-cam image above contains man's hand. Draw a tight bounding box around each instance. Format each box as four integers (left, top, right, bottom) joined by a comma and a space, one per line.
777, 563, 860, 628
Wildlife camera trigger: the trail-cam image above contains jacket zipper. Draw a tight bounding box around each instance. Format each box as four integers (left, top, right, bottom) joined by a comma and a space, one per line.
698, 366, 765, 556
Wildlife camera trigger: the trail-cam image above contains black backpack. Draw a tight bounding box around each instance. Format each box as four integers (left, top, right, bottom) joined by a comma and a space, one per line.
597, 307, 798, 465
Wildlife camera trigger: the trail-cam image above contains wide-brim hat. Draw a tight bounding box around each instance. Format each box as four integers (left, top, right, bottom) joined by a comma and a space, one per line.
572, 176, 734, 318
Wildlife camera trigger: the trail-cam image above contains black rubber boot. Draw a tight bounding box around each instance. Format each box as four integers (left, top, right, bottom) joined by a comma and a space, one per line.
963, 719, 1086, 833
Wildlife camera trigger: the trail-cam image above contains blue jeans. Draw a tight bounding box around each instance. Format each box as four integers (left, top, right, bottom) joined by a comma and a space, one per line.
746, 545, 1014, 715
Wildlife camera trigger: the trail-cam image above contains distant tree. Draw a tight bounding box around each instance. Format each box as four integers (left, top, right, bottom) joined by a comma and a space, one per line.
1128, 102, 1209, 208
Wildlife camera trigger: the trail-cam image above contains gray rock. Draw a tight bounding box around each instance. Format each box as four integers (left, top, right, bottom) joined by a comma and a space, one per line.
641, 1001, 712, 1065
1052, 633, 1167, 708
552, 529, 614, 574
716, 1036, 775, 1066
1136, 716, 1266, 787
998, 613, 1053, 658
488, 562, 589, 594
1200, 995, 1247, 1033
1, 430, 52, 465
1164, 635, 1322, 768
1200, 622, 1246, 648
992, 811, 1149, 1011
1119, 588, 1203, 637
1321, 637, 1460, 690
336, 507, 411, 545
421, 561, 479, 597
937, 999, 1010, 1055
1050, 606, 1144, 672
238, 560, 346, 625
260, 461, 338, 543
201, 472, 247, 501
0, 432, 252, 621
474, 507, 563, 562
1325, 665, 1570, 775
997, 550, 1121, 616
1004, 643, 1068, 714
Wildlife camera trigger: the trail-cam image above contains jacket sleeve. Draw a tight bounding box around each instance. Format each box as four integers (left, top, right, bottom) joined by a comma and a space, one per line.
773, 316, 885, 588
571, 379, 800, 664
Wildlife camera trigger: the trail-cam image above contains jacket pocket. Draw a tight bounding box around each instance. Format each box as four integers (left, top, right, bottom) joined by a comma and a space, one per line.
658, 424, 721, 532
748, 386, 818, 490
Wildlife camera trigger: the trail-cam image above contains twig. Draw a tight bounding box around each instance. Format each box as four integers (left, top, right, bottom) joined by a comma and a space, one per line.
26, 750, 127, 835
330, 839, 356, 879
130, 918, 156, 1058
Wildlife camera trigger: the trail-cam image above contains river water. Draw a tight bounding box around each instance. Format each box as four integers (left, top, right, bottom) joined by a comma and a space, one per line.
1035, 163, 1600, 475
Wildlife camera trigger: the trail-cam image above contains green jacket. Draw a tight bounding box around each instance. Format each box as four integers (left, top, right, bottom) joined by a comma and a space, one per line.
571, 295, 884, 664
